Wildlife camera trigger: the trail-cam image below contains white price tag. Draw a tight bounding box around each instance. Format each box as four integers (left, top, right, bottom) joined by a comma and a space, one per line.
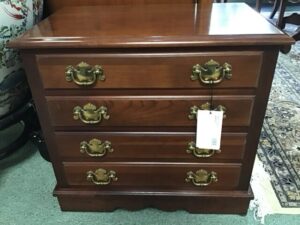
196, 110, 223, 150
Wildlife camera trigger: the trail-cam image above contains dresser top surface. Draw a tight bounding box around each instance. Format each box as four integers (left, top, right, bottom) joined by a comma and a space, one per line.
10, 3, 293, 49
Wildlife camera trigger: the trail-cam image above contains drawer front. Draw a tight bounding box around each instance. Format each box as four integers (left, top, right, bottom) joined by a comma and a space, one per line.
37, 52, 262, 89
63, 162, 241, 190
47, 96, 254, 127
55, 132, 247, 161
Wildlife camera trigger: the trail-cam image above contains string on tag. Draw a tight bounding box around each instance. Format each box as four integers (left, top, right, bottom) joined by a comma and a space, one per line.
209, 80, 213, 114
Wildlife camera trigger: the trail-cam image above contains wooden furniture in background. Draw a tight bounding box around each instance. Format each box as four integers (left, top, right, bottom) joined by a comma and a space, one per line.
256, 0, 300, 41
9, 2, 293, 213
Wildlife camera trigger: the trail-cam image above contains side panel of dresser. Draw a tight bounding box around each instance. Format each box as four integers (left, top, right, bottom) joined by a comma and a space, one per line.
21, 52, 67, 186
239, 49, 279, 189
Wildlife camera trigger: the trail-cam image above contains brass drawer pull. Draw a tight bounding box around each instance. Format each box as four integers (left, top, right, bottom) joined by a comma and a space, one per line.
191, 59, 232, 85
73, 103, 110, 124
185, 169, 218, 186
187, 141, 220, 158
188, 102, 226, 120
80, 138, 113, 157
87, 168, 118, 185
65, 62, 105, 86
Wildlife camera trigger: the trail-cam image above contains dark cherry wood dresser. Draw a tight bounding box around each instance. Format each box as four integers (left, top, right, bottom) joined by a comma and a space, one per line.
9, 2, 293, 213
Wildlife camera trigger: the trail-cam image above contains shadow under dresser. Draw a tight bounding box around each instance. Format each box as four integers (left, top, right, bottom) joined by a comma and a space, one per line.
8, 2, 294, 213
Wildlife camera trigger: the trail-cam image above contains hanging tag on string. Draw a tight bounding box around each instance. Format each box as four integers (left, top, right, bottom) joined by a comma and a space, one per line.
196, 110, 223, 150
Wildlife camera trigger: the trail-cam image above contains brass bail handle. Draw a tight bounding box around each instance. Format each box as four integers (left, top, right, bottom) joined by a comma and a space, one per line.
186, 141, 221, 158
73, 103, 110, 124
86, 168, 118, 185
191, 59, 232, 85
66, 62, 105, 86
185, 169, 218, 186
188, 102, 227, 120
80, 138, 113, 157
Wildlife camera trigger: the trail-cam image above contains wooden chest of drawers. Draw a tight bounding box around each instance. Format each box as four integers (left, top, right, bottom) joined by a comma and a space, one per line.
9, 2, 293, 214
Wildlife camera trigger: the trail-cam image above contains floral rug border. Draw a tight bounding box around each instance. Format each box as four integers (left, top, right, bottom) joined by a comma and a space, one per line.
257, 42, 300, 208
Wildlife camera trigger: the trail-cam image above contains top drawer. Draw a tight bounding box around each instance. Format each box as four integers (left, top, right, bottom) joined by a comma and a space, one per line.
37, 52, 262, 90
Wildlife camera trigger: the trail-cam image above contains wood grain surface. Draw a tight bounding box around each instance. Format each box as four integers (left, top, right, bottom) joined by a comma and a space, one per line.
46, 95, 254, 127
54, 187, 253, 213
37, 51, 262, 89
8, 3, 294, 49
55, 132, 247, 161
63, 162, 241, 190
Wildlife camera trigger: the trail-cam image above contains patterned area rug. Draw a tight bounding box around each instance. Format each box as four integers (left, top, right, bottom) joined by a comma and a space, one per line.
257, 42, 300, 208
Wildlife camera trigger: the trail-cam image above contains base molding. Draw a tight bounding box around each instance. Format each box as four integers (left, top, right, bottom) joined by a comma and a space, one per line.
54, 187, 253, 214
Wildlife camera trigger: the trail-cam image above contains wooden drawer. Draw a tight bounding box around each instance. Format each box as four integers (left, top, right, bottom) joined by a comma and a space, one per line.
55, 132, 247, 161
47, 95, 254, 127
63, 162, 241, 190
37, 52, 262, 89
